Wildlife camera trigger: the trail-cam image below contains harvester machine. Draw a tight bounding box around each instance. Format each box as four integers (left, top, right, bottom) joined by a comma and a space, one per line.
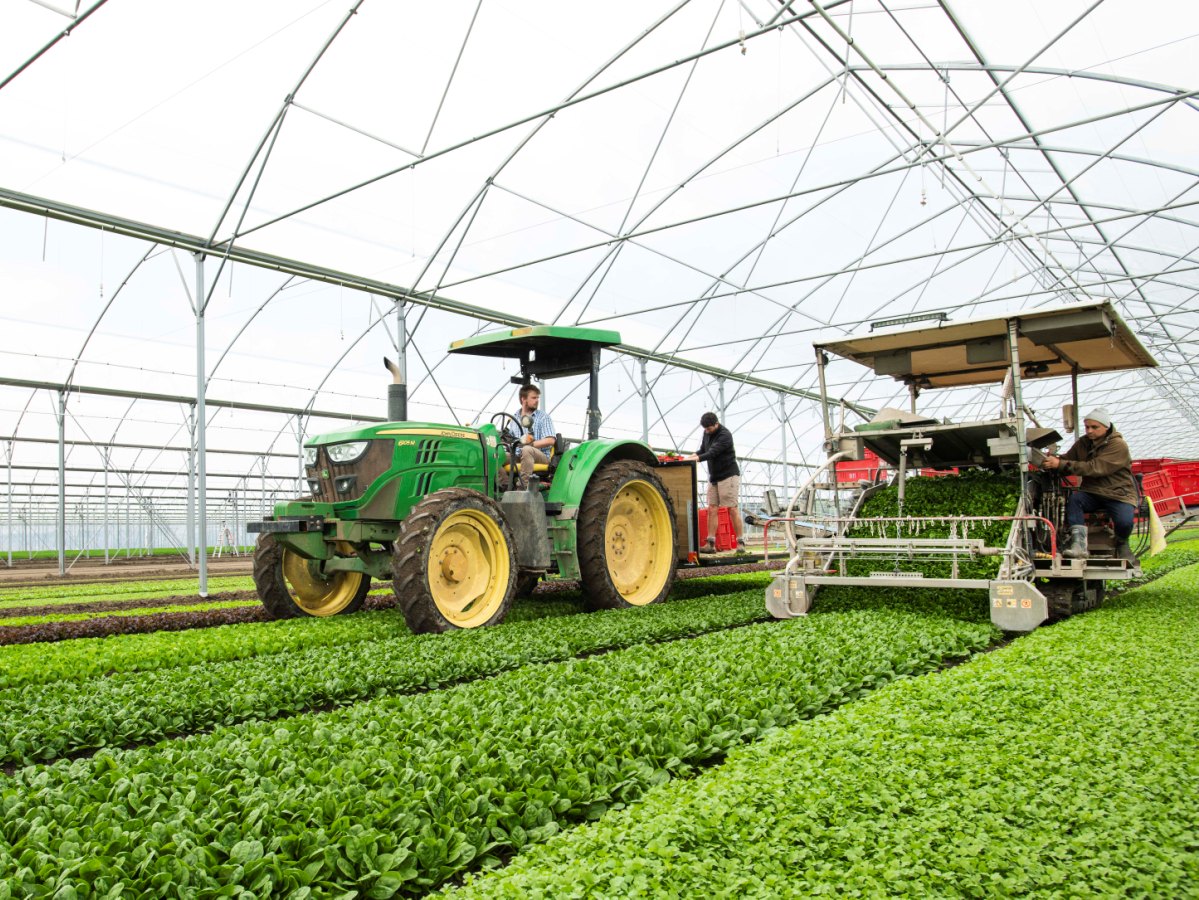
767, 301, 1157, 632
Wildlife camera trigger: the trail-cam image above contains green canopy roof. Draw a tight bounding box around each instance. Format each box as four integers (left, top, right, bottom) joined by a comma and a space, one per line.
448, 325, 621, 359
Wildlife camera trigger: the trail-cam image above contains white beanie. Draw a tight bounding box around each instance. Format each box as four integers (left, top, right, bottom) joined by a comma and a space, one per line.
1083, 408, 1112, 428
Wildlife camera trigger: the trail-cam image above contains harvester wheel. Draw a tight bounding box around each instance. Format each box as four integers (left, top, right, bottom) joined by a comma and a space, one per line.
253, 533, 370, 619
578, 460, 677, 611
392, 488, 516, 633
1042, 578, 1106, 621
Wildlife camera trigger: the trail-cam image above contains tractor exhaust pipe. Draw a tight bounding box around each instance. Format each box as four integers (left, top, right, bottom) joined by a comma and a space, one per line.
384, 357, 407, 422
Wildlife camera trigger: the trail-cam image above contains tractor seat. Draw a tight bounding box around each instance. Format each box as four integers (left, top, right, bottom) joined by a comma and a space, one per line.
502, 434, 568, 478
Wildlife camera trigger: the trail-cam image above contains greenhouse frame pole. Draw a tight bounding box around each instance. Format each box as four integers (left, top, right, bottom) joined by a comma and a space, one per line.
195, 253, 209, 597
56, 389, 66, 575
5, 440, 11, 568
186, 404, 195, 566
103, 447, 109, 564
640, 359, 649, 443
778, 392, 788, 499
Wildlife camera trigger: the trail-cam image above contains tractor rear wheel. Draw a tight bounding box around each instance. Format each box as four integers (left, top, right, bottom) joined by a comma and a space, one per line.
253, 533, 370, 619
392, 488, 516, 633
578, 460, 677, 611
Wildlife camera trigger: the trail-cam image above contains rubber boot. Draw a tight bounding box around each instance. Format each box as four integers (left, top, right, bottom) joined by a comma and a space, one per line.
1115, 538, 1141, 575
1062, 525, 1088, 560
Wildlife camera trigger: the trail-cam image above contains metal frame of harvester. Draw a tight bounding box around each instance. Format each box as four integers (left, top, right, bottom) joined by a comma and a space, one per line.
766, 300, 1158, 631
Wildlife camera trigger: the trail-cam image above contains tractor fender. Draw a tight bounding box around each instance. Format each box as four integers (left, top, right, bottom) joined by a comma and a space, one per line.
545, 439, 659, 508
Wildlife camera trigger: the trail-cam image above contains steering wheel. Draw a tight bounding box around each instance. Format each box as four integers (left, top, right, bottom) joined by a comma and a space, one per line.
490, 412, 525, 451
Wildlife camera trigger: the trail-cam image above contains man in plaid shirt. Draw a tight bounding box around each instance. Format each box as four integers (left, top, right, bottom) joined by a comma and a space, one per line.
504, 383, 556, 489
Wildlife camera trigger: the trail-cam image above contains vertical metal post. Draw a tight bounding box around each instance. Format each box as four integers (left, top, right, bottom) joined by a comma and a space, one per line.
1007, 318, 1029, 502
297, 419, 305, 494
395, 298, 407, 383
717, 377, 726, 423
909, 382, 919, 414
5, 440, 11, 568
103, 447, 109, 564
1071, 366, 1080, 439
815, 348, 833, 443
778, 392, 788, 499
195, 253, 209, 597
586, 346, 602, 440
186, 404, 196, 566
57, 389, 66, 576
639, 358, 649, 443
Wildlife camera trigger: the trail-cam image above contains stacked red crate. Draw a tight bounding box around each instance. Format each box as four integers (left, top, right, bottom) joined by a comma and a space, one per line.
698, 507, 737, 551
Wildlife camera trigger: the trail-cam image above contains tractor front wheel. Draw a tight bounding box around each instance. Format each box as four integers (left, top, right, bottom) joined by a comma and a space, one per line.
253, 533, 370, 619
392, 488, 516, 633
578, 460, 677, 611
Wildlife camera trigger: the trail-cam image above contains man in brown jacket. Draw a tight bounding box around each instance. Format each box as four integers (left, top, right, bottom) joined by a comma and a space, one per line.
1041, 407, 1139, 568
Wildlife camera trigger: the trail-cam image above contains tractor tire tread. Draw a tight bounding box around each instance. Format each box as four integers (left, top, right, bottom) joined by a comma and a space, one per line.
577, 459, 677, 612
392, 487, 515, 633
252, 532, 370, 619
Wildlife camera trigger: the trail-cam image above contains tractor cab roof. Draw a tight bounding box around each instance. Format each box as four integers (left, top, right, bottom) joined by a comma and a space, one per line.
448, 325, 621, 383
817, 300, 1156, 390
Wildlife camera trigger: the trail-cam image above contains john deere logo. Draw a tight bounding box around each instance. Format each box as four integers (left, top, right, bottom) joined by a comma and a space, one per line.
322, 469, 330, 479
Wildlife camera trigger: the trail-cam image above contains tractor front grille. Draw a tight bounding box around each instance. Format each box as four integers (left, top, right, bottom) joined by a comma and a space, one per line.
306, 439, 394, 503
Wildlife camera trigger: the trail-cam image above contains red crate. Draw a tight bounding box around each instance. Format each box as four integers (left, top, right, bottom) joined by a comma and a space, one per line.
698, 507, 737, 551
1132, 458, 1177, 475
1163, 461, 1199, 505
835, 449, 888, 483
1141, 471, 1182, 516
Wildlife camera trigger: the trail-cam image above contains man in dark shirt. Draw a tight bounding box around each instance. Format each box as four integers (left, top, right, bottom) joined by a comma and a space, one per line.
684, 412, 745, 552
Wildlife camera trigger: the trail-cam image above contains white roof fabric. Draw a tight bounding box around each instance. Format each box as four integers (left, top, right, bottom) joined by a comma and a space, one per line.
1, 0, 1197, 519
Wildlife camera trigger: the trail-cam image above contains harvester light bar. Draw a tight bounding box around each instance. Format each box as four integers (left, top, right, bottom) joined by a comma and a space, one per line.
869, 311, 949, 331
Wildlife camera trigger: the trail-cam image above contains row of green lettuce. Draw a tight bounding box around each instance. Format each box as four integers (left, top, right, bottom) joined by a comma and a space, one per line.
0, 573, 765, 691
0, 575, 254, 607
0, 607, 998, 897
442, 563, 1199, 899
6, 544, 1197, 767
0, 577, 770, 765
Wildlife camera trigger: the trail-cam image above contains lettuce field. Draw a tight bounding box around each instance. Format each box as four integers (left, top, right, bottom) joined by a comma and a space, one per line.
2, 545, 1197, 897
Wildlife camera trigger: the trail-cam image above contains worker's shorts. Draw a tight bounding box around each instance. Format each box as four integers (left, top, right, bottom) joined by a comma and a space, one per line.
707, 475, 740, 508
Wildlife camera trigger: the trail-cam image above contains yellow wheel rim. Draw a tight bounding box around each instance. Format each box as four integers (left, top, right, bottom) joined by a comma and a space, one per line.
281, 546, 364, 616
427, 508, 511, 628
605, 479, 673, 606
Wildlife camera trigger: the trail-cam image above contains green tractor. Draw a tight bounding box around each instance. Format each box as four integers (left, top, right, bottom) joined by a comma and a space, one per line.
248, 326, 688, 633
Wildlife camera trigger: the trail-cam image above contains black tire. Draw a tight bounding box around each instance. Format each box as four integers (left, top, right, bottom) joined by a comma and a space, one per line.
515, 571, 542, 598
578, 460, 678, 611
253, 532, 370, 619
392, 488, 516, 633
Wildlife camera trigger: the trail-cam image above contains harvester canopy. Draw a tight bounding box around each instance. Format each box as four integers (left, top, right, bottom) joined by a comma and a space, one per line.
818, 300, 1157, 390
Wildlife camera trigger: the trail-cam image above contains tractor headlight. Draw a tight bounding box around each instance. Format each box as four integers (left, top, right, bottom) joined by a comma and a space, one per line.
303, 446, 319, 467
326, 441, 369, 464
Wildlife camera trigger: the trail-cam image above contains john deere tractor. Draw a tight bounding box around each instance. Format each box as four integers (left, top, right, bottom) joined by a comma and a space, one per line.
248, 326, 687, 633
